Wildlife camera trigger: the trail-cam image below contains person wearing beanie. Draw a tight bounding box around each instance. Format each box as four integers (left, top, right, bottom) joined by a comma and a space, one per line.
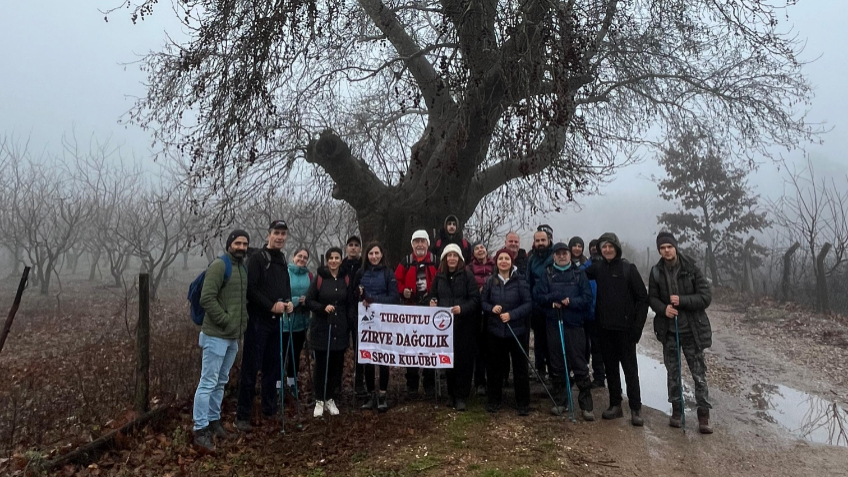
193, 229, 250, 451
648, 231, 714, 433
585, 232, 649, 426
235, 220, 295, 432
481, 248, 532, 415
588, 239, 601, 261
537, 242, 595, 420
526, 227, 554, 383
431, 214, 472, 264
570, 236, 604, 388
467, 241, 495, 396
395, 230, 439, 398
340, 234, 365, 396
430, 243, 480, 411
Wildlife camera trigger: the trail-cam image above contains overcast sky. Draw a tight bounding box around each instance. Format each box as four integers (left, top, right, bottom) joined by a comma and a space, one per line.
1, 1, 845, 251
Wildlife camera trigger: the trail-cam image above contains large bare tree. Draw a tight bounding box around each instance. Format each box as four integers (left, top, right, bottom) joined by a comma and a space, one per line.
115, 0, 817, 258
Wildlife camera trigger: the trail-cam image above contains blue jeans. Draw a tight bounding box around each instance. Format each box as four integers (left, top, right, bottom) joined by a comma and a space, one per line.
193, 332, 239, 431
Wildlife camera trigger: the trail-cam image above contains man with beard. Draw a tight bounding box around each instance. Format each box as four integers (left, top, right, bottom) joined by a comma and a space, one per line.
585, 232, 649, 426
193, 229, 251, 451
235, 221, 295, 432
432, 214, 472, 264
526, 225, 554, 382
396, 230, 440, 398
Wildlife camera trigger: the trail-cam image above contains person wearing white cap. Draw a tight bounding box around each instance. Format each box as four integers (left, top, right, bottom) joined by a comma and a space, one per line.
395, 229, 440, 399
429, 243, 480, 411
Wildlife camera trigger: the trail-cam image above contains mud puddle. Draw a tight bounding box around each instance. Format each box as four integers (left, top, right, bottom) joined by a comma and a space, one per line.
747, 383, 848, 447
621, 352, 695, 415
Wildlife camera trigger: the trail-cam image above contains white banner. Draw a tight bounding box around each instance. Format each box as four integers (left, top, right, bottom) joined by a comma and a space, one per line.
357, 302, 454, 369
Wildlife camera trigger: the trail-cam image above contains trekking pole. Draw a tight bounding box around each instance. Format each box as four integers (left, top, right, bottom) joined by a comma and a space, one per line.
557, 310, 576, 423
323, 319, 333, 417
279, 304, 288, 434
288, 318, 303, 427
506, 322, 559, 409
675, 316, 686, 433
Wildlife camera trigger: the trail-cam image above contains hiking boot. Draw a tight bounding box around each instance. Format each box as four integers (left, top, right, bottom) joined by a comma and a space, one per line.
669, 402, 682, 428
582, 410, 595, 421
602, 405, 623, 420
591, 379, 605, 389
536, 371, 548, 384
631, 409, 644, 427
517, 406, 530, 416
698, 407, 713, 434
326, 399, 340, 416
208, 420, 233, 439
550, 405, 568, 416
455, 399, 467, 412
486, 402, 501, 413
193, 427, 215, 452
361, 393, 378, 410
476, 385, 487, 397
313, 401, 325, 418
233, 419, 253, 433
423, 387, 436, 400
377, 393, 388, 413
355, 382, 368, 399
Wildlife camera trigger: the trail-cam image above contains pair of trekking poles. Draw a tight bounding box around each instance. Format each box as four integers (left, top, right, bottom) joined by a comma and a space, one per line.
277, 298, 305, 434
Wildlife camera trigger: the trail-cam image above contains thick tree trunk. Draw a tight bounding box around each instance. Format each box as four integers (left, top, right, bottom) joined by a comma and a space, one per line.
815, 243, 832, 313
39, 258, 54, 295
781, 242, 800, 302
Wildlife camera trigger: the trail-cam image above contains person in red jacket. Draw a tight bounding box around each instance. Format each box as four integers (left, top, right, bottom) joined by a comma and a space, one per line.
467, 242, 494, 396
395, 229, 439, 399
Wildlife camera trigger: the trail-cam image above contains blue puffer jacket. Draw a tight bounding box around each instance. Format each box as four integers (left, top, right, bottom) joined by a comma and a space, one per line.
527, 247, 554, 311
354, 265, 400, 304
286, 263, 312, 332
578, 258, 597, 321
481, 270, 532, 339
536, 264, 593, 328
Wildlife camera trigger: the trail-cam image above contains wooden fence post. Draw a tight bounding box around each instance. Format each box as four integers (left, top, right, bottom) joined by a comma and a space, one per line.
781, 242, 800, 302
0, 266, 31, 356
135, 273, 150, 414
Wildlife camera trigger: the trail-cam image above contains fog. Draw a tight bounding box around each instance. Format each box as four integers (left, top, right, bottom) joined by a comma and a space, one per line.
1, 1, 846, 253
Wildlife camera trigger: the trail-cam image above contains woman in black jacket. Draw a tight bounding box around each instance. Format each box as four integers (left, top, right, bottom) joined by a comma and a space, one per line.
306, 247, 354, 418
430, 243, 480, 411
481, 248, 532, 415
353, 242, 400, 412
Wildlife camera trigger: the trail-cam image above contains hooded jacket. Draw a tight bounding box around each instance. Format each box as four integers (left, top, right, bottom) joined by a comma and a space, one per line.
537, 264, 594, 328
431, 215, 472, 263
481, 269, 532, 338
306, 266, 354, 351
649, 252, 713, 349
286, 262, 312, 332
585, 233, 649, 337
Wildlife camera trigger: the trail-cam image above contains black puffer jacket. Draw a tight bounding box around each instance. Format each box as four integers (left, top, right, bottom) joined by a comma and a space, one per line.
649, 253, 713, 349
481, 270, 532, 338
585, 233, 649, 338
306, 266, 354, 351
246, 247, 292, 318
431, 268, 481, 324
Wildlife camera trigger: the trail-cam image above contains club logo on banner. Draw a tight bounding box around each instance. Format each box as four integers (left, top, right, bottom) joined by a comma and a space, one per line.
357, 303, 454, 368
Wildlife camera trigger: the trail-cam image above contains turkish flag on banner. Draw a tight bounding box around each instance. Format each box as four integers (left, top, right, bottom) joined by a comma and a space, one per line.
439, 355, 451, 365
360, 350, 372, 360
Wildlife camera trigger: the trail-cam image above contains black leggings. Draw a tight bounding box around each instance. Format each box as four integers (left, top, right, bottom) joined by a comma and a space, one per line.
365, 364, 390, 392
313, 349, 345, 402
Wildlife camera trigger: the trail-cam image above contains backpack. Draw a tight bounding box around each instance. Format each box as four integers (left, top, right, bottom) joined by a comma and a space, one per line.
245, 247, 272, 270
187, 255, 232, 326
317, 274, 350, 291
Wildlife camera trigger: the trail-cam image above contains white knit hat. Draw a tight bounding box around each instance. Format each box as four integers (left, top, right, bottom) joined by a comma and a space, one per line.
411, 229, 430, 246
440, 243, 464, 262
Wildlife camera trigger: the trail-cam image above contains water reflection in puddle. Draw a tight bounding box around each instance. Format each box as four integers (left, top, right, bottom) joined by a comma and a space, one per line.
622, 352, 695, 415
747, 383, 848, 447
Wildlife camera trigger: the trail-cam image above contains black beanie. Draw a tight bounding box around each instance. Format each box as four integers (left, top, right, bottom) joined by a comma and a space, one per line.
568, 236, 584, 249
656, 231, 678, 251
226, 229, 250, 249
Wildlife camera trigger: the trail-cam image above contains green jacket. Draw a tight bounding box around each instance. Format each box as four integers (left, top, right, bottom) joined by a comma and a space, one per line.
199, 252, 249, 339
648, 252, 712, 349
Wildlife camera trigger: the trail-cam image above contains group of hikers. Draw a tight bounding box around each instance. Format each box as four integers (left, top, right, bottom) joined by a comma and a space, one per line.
190, 215, 715, 451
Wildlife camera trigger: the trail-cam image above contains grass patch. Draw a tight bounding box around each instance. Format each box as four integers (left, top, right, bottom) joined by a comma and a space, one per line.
407, 455, 440, 472
478, 469, 506, 477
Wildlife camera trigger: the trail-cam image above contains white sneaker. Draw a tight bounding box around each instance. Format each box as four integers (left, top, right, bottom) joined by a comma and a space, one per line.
313, 401, 324, 418
326, 399, 340, 416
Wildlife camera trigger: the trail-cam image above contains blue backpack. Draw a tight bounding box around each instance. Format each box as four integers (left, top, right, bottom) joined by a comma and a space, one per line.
188, 255, 232, 325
